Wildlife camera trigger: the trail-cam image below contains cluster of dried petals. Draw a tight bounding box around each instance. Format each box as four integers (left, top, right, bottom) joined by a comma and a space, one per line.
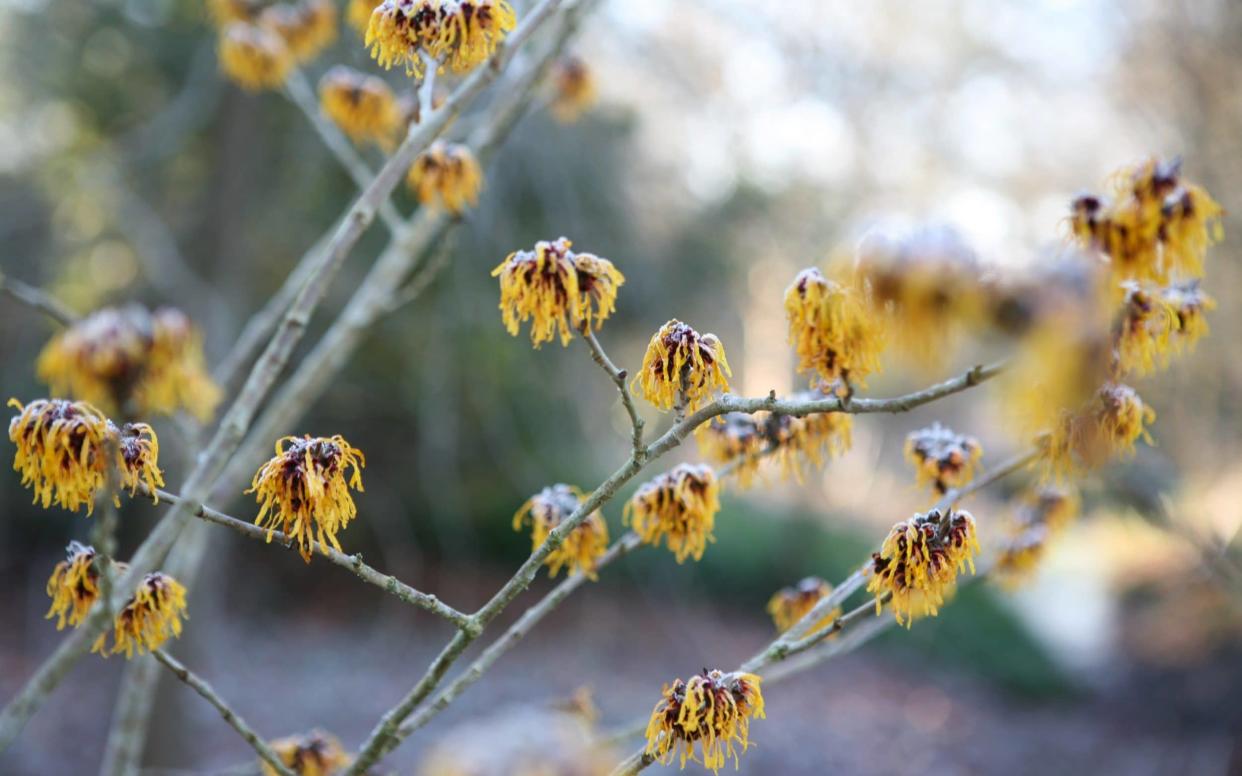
783, 267, 884, 388
407, 141, 484, 214
1042, 383, 1155, 482
8, 398, 164, 514
854, 226, 984, 367
37, 305, 220, 421
366, 0, 516, 78
492, 237, 625, 347
93, 572, 188, 658
247, 435, 367, 562
45, 541, 103, 630
993, 487, 1079, 589
258, 0, 338, 62
766, 576, 840, 636
550, 55, 597, 123
643, 669, 765, 773
512, 484, 610, 579
319, 66, 401, 149
903, 422, 983, 496
1069, 157, 1223, 284
867, 508, 979, 627
624, 463, 720, 563
633, 320, 731, 412
261, 729, 349, 776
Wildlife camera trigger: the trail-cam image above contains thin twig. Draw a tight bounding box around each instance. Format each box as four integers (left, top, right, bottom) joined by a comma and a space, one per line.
0, 273, 78, 326
149, 487, 472, 629
151, 650, 295, 776
581, 329, 645, 458
394, 533, 643, 741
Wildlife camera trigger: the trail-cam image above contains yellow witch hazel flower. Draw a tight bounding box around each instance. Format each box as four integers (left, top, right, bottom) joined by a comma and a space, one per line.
624, 463, 720, 563
1162, 281, 1215, 354
93, 572, 189, 658
492, 237, 625, 347
8, 399, 164, 514
993, 487, 1079, 589
1115, 281, 1177, 376
261, 729, 349, 776
550, 55, 597, 123
695, 414, 766, 488
366, 0, 516, 78
644, 669, 765, 774
46, 541, 104, 630
247, 435, 367, 562
867, 508, 980, 627
512, 484, 610, 580
347, 0, 378, 34
769, 407, 853, 483
903, 422, 983, 496
854, 226, 984, 367
258, 0, 338, 63
1042, 382, 1155, 482
1069, 157, 1224, 284
767, 576, 841, 636
634, 320, 731, 413
319, 66, 401, 150
407, 141, 484, 214
219, 22, 294, 91
784, 266, 885, 388
37, 305, 221, 421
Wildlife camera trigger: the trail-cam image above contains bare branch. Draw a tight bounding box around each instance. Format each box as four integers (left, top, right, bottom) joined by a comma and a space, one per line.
394, 533, 643, 741
148, 488, 472, 629
0, 273, 78, 326
151, 650, 295, 776
581, 329, 645, 458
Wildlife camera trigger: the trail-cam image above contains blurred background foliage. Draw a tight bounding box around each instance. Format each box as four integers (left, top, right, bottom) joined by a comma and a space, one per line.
2, 0, 1241, 773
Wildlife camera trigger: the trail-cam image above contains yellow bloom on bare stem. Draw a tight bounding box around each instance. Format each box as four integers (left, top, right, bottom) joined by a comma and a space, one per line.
1069, 157, 1224, 284
992, 487, 1079, 589
633, 320, 731, 413
347, 0, 379, 35
766, 576, 841, 636
903, 422, 983, 496
771, 411, 853, 482
319, 66, 400, 149
219, 22, 295, 91
434, 0, 517, 74
262, 729, 349, 776
624, 463, 720, 563
784, 267, 885, 388
492, 237, 625, 347
247, 435, 367, 562
259, 0, 338, 63
643, 669, 765, 774
1115, 281, 1177, 376
550, 55, 597, 123
366, 0, 514, 78
407, 141, 484, 214
866, 508, 980, 627
8, 398, 164, 515
1041, 382, 1155, 482
93, 572, 189, 659
46, 541, 103, 630
855, 227, 985, 367
512, 484, 610, 580
37, 305, 221, 421
695, 414, 766, 488
1162, 281, 1215, 354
